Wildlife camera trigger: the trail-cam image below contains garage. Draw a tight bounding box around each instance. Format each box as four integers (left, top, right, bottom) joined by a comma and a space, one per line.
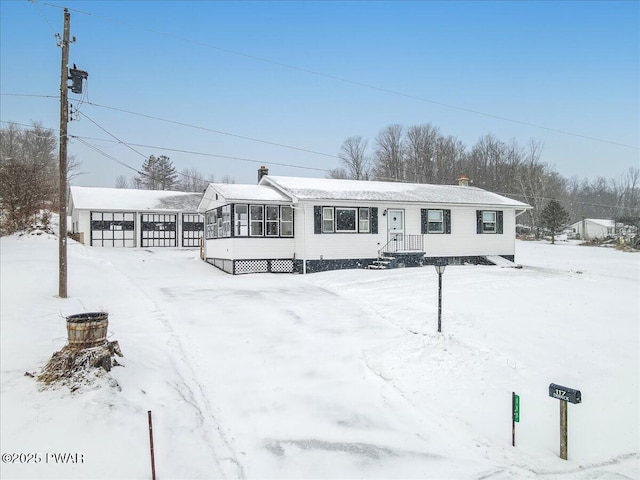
90, 211, 136, 247
182, 213, 204, 247
141, 213, 177, 247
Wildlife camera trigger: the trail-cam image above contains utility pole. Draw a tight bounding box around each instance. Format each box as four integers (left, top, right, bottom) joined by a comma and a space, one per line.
58, 9, 70, 298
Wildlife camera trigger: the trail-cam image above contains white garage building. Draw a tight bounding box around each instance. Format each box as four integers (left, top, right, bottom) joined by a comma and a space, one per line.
69, 186, 203, 248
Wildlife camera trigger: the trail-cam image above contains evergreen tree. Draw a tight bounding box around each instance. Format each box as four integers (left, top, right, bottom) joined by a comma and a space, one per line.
540, 199, 570, 244
137, 155, 178, 190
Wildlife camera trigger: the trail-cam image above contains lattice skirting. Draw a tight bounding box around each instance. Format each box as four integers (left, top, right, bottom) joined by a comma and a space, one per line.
205, 258, 295, 275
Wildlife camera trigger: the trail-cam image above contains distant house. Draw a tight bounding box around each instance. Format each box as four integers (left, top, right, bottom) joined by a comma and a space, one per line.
197, 169, 532, 274
68, 186, 203, 247
568, 219, 615, 240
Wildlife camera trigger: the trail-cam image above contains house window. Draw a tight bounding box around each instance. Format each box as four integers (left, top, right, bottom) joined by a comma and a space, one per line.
235, 204, 248, 236
476, 210, 503, 234
280, 206, 293, 237
322, 207, 334, 233
336, 208, 357, 232
266, 205, 279, 237
205, 211, 215, 239
359, 208, 370, 233
222, 205, 231, 237
482, 211, 496, 233
428, 210, 444, 233
250, 205, 264, 236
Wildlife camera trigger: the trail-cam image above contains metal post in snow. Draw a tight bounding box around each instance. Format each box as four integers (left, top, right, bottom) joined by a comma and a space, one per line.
437, 271, 443, 333
148, 410, 157, 480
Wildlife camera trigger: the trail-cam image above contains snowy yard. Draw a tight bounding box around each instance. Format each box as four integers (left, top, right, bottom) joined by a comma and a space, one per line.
1, 234, 638, 479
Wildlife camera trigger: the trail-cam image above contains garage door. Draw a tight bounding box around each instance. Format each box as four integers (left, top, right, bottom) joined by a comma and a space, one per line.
182, 213, 204, 247
141, 213, 177, 247
90, 211, 136, 247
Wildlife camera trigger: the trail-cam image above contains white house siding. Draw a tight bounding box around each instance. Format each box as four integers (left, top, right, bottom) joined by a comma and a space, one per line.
297, 202, 386, 262
296, 203, 516, 262
569, 219, 615, 240
425, 207, 516, 257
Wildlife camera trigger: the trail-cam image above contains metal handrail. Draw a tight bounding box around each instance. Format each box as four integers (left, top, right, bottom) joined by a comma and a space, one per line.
378, 234, 424, 257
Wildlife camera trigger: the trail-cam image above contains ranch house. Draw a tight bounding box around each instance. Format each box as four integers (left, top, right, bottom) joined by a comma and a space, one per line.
198, 168, 531, 274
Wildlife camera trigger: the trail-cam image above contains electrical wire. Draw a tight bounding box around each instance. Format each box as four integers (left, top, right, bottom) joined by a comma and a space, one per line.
81, 101, 341, 159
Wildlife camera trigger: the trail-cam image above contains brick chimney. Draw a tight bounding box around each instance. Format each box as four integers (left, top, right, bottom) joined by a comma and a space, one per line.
457, 174, 470, 187
258, 166, 269, 183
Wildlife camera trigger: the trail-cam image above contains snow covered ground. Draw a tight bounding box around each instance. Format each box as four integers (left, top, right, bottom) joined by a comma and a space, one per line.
1, 234, 638, 479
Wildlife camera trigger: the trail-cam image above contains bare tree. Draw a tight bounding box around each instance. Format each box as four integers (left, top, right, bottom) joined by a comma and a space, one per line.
404, 124, 438, 183
327, 167, 348, 179
177, 167, 209, 192
0, 122, 58, 234
338, 136, 370, 180
115, 175, 129, 189
373, 124, 405, 182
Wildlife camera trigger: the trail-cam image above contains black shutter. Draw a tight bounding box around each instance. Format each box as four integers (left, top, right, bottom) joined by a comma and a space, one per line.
421, 209, 428, 234
444, 209, 451, 234
497, 211, 504, 234
371, 207, 378, 234
314, 206, 322, 234
476, 210, 482, 234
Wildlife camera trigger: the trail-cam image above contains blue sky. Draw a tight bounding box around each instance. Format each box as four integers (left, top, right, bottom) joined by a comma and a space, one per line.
1, 0, 638, 187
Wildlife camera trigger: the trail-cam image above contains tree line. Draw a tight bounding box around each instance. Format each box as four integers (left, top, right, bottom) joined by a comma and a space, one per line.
330, 123, 640, 232
115, 155, 233, 192
0, 122, 81, 234
1, 121, 637, 236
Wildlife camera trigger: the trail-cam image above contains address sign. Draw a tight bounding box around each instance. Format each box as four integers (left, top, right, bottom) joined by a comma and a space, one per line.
549, 383, 582, 404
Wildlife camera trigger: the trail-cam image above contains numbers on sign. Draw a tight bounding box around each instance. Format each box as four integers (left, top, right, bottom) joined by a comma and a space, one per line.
555, 389, 566, 397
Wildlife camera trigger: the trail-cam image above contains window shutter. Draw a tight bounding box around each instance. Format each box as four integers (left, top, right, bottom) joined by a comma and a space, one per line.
421, 209, 428, 234
497, 211, 504, 234
444, 209, 451, 234
476, 210, 482, 234
314, 206, 322, 234
371, 207, 378, 234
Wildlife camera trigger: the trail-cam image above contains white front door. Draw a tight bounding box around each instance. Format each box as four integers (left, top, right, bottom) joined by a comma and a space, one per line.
387, 209, 405, 250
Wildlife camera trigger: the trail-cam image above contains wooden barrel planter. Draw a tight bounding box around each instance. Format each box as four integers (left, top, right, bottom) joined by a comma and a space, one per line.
66, 312, 109, 349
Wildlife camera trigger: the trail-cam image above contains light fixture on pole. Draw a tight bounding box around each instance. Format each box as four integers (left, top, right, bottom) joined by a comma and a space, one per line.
434, 260, 446, 333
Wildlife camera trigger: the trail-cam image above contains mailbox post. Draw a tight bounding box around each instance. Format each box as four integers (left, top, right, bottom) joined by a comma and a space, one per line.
548, 383, 582, 460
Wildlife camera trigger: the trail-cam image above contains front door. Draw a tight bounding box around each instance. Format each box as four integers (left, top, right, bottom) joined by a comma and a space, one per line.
387, 209, 405, 251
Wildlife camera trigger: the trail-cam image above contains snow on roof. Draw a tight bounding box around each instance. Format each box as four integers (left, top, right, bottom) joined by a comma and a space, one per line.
262, 176, 531, 207
586, 219, 616, 227
69, 186, 202, 212
205, 184, 291, 202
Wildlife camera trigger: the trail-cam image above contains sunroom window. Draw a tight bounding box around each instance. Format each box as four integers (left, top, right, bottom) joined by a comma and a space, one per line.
250, 205, 264, 236
235, 204, 248, 236
266, 205, 279, 237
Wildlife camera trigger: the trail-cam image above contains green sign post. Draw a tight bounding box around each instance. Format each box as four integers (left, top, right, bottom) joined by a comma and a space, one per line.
512, 392, 520, 446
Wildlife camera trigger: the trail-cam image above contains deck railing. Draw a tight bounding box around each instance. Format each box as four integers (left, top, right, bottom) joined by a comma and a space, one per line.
378, 234, 424, 257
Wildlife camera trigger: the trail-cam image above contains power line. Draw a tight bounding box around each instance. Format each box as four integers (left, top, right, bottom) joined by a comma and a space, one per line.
74, 137, 143, 175
33, 1, 639, 151
69, 134, 331, 173
75, 110, 149, 160
81, 101, 341, 159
